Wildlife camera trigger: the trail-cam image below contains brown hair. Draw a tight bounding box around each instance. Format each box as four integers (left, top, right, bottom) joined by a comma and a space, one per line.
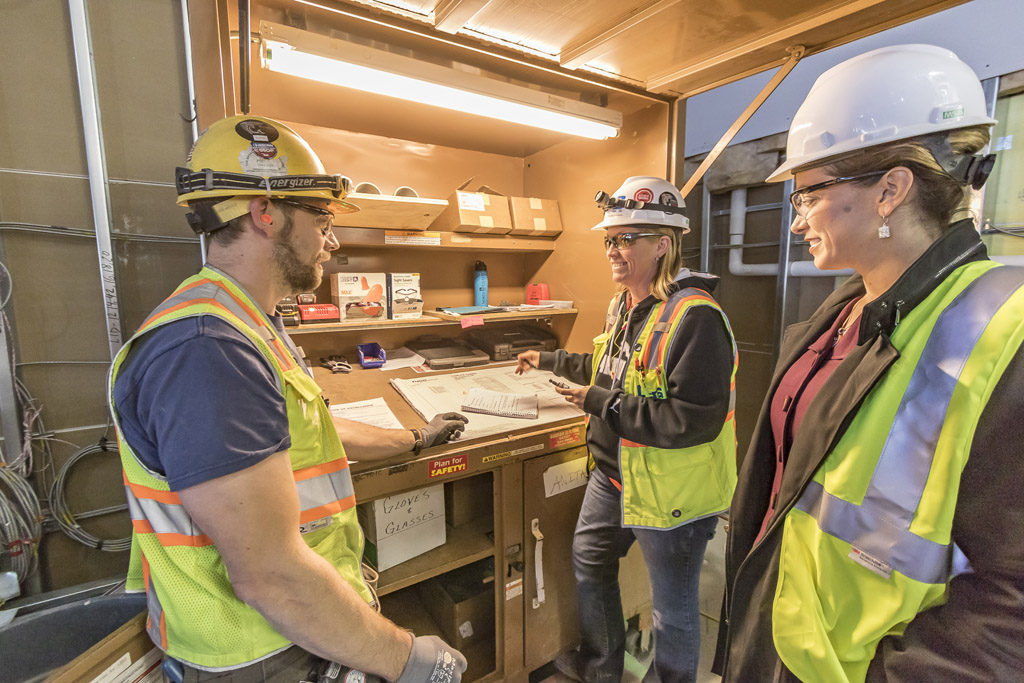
821, 125, 991, 231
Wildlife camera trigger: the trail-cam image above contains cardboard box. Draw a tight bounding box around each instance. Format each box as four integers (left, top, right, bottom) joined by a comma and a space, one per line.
49, 612, 160, 683
387, 272, 423, 320
509, 196, 563, 238
418, 561, 495, 649
444, 476, 492, 528
430, 181, 512, 235
358, 484, 446, 571
330, 272, 386, 320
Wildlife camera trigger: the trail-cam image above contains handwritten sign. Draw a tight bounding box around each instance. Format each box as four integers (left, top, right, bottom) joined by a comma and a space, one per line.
460, 315, 485, 328
542, 457, 588, 498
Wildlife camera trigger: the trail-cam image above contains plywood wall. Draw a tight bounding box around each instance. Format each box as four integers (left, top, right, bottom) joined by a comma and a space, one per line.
0, 0, 201, 591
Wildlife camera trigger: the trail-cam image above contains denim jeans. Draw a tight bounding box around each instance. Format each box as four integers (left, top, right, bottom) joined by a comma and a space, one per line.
572, 473, 717, 683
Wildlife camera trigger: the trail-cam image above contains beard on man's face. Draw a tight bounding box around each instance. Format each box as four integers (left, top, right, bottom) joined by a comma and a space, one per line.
272, 214, 322, 294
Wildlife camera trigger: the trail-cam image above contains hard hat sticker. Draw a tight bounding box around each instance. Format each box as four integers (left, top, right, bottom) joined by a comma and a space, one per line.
633, 188, 654, 202
235, 119, 280, 143
238, 149, 288, 176
250, 142, 278, 159
659, 192, 678, 207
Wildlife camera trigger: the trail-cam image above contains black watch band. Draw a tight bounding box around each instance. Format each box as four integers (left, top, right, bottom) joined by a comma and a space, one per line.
410, 428, 424, 455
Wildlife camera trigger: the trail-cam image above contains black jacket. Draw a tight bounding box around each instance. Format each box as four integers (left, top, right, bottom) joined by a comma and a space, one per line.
539, 270, 734, 481
715, 220, 1024, 681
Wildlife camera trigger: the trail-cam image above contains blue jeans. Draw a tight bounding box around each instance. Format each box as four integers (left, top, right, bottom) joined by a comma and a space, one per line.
572, 473, 717, 683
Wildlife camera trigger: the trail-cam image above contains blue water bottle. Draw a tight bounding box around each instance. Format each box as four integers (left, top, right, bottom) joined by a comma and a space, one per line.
474, 260, 488, 306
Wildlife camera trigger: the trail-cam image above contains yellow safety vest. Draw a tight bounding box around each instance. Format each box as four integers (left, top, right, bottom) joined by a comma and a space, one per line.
591, 288, 738, 529
108, 267, 370, 670
772, 262, 1024, 681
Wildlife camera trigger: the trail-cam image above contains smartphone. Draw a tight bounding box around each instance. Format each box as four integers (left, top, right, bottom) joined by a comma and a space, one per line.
549, 378, 571, 389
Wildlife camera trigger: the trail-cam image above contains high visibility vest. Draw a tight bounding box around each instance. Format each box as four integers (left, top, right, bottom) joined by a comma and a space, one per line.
772, 262, 1024, 682
108, 267, 370, 670
591, 288, 738, 529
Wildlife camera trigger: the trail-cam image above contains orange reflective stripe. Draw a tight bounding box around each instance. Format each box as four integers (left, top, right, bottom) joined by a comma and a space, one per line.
293, 458, 350, 483
153, 531, 214, 547
726, 410, 735, 422
608, 476, 623, 492
299, 496, 357, 524
125, 479, 182, 505
159, 611, 168, 649
141, 281, 296, 373
654, 295, 716, 367
622, 438, 646, 448
133, 518, 155, 534
132, 518, 213, 546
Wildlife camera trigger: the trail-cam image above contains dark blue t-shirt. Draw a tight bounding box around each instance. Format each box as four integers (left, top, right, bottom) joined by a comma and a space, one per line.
113, 316, 292, 491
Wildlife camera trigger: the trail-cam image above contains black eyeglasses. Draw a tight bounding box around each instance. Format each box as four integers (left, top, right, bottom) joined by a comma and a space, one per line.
603, 232, 664, 250
274, 198, 335, 236
789, 171, 887, 217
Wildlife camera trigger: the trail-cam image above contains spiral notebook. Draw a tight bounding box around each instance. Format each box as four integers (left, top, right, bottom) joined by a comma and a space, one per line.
461, 387, 539, 419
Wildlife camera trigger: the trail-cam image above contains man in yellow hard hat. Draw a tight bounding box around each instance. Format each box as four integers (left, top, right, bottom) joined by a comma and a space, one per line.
108, 115, 468, 681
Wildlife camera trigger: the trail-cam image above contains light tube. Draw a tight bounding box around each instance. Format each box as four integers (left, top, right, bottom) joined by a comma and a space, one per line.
263, 40, 620, 140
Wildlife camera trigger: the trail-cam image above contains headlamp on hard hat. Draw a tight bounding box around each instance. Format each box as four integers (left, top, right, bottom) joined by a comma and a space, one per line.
594, 190, 688, 218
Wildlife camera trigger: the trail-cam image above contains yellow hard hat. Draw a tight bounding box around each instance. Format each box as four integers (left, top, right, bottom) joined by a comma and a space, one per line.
175, 115, 358, 225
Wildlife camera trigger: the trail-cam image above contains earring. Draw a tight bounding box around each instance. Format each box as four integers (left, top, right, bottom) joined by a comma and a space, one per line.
878, 215, 890, 239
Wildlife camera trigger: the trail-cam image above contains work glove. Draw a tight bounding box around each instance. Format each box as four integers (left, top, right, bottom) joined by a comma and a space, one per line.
394, 635, 467, 683
419, 413, 469, 448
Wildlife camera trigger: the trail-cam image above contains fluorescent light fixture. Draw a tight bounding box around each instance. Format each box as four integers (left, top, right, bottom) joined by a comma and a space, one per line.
260, 22, 621, 140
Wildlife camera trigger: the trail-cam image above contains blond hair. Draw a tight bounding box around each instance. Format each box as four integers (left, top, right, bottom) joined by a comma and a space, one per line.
613, 226, 684, 302
820, 125, 991, 231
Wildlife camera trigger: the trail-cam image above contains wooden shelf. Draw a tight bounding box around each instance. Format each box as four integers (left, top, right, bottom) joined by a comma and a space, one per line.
336, 193, 448, 231
334, 226, 556, 252
288, 308, 577, 335
423, 308, 577, 322
376, 517, 495, 597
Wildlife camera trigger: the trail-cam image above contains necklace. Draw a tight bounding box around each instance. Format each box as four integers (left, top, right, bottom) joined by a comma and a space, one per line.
834, 299, 864, 344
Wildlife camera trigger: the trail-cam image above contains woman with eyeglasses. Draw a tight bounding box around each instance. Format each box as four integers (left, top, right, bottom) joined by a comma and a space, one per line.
516, 176, 738, 682
715, 44, 1024, 682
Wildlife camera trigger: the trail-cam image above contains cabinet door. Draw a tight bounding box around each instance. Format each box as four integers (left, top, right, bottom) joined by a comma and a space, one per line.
522, 446, 589, 671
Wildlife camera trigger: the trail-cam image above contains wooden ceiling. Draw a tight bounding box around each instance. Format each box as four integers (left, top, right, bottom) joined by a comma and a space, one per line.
204, 0, 971, 156
314, 0, 969, 96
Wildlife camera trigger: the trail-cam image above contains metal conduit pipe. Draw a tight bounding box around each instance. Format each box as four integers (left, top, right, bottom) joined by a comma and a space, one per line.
728, 188, 852, 278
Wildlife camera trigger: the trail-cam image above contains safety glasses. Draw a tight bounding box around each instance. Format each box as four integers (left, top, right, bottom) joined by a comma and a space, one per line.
274, 198, 335, 236
603, 232, 664, 250
789, 171, 886, 217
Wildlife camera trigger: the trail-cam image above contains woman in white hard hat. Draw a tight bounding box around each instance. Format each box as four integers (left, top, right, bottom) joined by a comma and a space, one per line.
715, 44, 1024, 681
517, 177, 738, 682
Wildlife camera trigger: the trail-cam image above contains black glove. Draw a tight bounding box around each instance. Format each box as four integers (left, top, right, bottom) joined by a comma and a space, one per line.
414, 413, 469, 452
394, 635, 466, 683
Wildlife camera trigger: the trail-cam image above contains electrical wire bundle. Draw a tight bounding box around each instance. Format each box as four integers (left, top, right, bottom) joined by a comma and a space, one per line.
48, 438, 130, 552
0, 465, 42, 581
0, 261, 45, 584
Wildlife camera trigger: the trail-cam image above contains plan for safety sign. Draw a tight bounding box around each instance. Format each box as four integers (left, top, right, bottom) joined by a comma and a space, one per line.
390, 366, 584, 441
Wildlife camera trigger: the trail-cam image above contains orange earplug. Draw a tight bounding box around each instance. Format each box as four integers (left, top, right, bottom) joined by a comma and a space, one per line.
260, 214, 273, 224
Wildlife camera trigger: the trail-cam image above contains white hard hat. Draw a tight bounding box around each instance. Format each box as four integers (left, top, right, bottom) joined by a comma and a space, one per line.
591, 176, 690, 232
767, 44, 996, 182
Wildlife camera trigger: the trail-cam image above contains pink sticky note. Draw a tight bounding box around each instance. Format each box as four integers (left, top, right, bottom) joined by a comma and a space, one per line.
461, 315, 485, 328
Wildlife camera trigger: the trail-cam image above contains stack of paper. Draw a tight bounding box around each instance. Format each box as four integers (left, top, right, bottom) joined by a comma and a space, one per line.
461, 387, 539, 419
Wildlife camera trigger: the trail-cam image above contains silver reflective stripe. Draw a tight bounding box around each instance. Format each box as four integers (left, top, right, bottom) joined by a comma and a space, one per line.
156, 282, 262, 331
796, 266, 1024, 583
795, 481, 951, 584
146, 572, 164, 646
124, 485, 197, 536
866, 266, 1024, 522
296, 466, 355, 517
